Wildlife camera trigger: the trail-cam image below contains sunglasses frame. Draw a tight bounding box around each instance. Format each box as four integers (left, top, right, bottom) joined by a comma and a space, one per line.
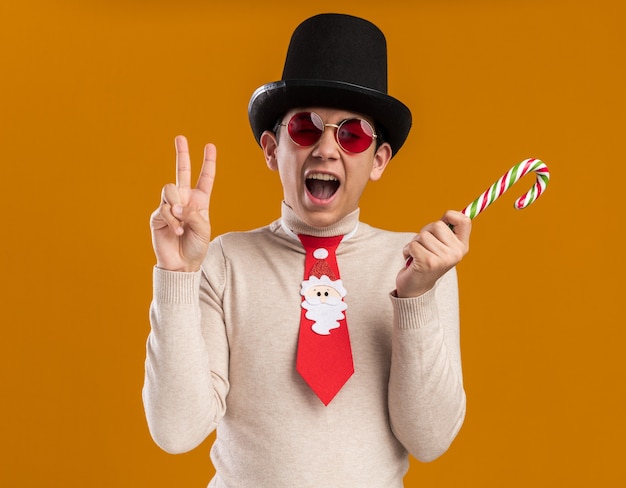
278, 111, 377, 154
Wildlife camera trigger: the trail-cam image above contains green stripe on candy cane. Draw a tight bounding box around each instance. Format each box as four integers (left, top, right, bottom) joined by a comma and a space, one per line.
405, 158, 550, 267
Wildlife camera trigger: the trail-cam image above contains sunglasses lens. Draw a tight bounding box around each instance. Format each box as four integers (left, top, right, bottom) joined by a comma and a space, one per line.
287, 112, 324, 146
337, 119, 375, 153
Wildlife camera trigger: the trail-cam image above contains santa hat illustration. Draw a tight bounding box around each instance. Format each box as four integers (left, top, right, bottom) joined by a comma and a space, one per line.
300, 247, 347, 297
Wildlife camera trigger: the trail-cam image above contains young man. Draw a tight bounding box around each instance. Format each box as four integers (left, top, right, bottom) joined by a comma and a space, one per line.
144, 13, 471, 487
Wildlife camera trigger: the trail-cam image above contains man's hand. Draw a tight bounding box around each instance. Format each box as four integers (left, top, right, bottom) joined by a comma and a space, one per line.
396, 210, 471, 298
150, 136, 216, 272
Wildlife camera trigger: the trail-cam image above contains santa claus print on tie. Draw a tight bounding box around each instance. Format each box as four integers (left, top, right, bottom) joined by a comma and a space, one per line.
300, 246, 348, 335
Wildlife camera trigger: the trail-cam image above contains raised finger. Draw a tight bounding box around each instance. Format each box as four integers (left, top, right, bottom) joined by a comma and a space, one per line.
196, 143, 217, 196
175, 135, 192, 190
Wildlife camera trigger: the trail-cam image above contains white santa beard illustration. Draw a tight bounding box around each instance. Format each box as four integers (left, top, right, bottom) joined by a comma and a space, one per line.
302, 297, 347, 335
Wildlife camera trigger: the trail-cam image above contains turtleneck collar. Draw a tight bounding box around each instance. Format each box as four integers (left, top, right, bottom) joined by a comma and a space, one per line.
280, 202, 360, 241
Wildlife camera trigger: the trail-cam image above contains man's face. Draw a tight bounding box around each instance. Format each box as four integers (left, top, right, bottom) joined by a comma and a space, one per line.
261, 107, 392, 228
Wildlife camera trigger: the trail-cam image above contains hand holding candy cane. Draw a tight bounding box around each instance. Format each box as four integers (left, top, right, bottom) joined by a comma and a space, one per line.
403, 158, 550, 273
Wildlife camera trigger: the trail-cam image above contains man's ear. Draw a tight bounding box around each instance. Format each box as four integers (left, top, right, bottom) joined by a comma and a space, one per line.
260, 130, 279, 171
369, 142, 392, 181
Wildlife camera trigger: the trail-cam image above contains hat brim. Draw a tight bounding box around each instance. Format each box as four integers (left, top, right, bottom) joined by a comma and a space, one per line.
248, 79, 412, 157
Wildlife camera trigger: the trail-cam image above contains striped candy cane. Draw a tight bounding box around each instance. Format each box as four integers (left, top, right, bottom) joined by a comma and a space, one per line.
405, 158, 550, 268
462, 158, 550, 219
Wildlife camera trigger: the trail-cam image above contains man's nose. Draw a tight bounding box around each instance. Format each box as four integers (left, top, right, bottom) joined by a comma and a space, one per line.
312, 125, 341, 158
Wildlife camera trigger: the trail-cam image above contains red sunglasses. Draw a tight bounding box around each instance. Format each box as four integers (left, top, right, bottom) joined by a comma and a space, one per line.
279, 111, 377, 154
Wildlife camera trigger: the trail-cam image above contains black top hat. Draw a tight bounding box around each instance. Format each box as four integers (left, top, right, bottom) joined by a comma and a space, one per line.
248, 13, 412, 157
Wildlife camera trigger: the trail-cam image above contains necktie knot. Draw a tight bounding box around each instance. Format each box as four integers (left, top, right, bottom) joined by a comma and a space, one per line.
299, 234, 343, 280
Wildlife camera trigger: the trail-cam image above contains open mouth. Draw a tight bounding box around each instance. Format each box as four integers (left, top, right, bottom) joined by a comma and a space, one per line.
305, 173, 340, 200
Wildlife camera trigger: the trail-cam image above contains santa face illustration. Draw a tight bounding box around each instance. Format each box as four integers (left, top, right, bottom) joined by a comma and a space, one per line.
300, 275, 347, 335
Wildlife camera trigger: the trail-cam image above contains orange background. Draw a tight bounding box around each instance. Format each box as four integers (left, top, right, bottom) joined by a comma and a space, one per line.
1, 0, 624, 486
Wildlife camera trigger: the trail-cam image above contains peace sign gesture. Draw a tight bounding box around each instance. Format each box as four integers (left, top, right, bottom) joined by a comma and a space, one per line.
150, 136, 216, 272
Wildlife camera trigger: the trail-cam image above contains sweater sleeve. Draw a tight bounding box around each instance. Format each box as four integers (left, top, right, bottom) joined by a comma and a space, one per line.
387, 267, 466, 462
142, 241, 230, 454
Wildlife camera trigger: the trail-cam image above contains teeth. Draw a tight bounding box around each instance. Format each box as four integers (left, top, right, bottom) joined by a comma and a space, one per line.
307, 173, 338, 181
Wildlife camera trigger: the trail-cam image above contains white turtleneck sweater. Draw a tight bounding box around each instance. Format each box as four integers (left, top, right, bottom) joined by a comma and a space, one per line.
143, 203, 466, 487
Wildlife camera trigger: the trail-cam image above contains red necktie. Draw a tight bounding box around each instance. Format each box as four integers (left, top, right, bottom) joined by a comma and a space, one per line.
297, 234, 354, 405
